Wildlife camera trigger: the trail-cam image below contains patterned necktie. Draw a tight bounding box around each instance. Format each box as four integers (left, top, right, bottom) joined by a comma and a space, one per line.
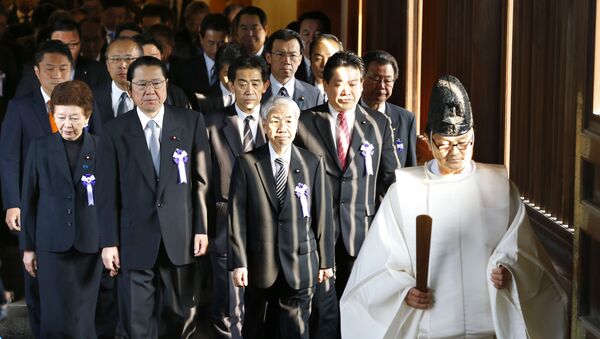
278, 87, 289, 97
275, 158, 287, 207
117, 92, 128, 116
242, 115, 254, 152
147, 120, 160, 175
337, 111, 351, 170
47, 100, 58, 133
210, 65, 218, 86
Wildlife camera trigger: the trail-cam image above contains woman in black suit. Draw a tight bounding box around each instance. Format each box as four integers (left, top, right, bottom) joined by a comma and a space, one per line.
20, 80, 102, 338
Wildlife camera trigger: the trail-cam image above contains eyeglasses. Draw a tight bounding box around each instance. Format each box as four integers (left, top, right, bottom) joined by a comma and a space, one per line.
430, 134, 474, 153
365, 74, 396, 86
131, 79, 166, 90
107, 56, 138, 64
271, 51, 301, 60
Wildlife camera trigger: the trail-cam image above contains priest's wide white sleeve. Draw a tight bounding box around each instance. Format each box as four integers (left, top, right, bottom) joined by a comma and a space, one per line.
488, 184, 568, 339
340, 184, 423, 339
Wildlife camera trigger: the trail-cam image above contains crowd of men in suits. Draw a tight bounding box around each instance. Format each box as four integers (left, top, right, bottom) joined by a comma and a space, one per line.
0, 1, 418, 338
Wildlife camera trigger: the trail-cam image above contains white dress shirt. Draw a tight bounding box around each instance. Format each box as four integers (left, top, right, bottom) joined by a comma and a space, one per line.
220, 81, 235, 107
327, 103, 356, 149
270, 74, 295, 98
268, 142, 292, 176
111, 81, 134, 117
137, 105, 165, 146
234, 104, 260, 143
40, 87, 51, 112
204, 52, 216, 85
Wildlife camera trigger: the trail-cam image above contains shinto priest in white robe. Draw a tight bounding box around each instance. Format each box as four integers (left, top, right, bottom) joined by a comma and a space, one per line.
340, 161, 568, 339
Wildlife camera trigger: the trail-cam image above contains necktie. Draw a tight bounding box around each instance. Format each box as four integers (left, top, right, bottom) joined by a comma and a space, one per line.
147, 120, 160, 175
337, 111, 351, 170
275, 158, 287, 207
47, 100, 58, 133
278, 87, 289, 97
117, 92, 128, 116
210, 65, 217, 86
242, 115, 254, 152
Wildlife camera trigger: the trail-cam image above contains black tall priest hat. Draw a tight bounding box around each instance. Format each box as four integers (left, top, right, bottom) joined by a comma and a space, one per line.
426, 75, 474, 136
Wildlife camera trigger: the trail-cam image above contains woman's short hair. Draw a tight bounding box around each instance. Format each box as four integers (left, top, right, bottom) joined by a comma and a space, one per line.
50, 80, 94, 118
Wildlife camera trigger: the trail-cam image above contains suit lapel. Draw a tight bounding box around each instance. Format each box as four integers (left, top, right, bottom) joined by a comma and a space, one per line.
98, 83, 114, 123
72, 131, 96, 184
124, 111, 157, 191
283, 146, 304, 210
293, 80, 306, 107
255, 146, 278, 210
255, 120, 267, 147
49, 133, 73, 186
262, 86, 273, 104
313, 107, 341, 171
345, 106, 373, 172
32, 90, 52, 135
222, 107, 243, 155
157, 107, 182, 194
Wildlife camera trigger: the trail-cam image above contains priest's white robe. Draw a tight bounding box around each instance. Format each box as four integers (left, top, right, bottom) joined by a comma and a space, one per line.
340, 162, 567, 339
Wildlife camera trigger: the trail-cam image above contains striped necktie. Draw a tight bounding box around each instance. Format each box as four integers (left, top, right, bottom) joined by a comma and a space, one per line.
275, 158, 287, 207
337, 111, 351, 170
242, 115, 254, 152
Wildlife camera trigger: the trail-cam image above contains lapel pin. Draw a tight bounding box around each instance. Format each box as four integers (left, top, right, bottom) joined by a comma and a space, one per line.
84, 155, 91, 160
361, 120, 367, 124
171, 136, 179, 141
299, 96, 305, 101
294, 169, 300, 173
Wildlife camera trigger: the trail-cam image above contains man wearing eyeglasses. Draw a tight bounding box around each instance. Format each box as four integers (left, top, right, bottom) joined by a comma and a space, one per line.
340, 75, 567, 339
93, 37, 143, 124
97, 56, 213, 338
262, 29, 322, 110
360, 50, 416, 168
15, 18, 110, 96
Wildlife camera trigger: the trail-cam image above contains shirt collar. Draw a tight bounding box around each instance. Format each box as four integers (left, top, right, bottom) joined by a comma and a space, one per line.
269, 74, 295, 97
40, 86, 51, 104
203, 52, 215, 72
234, 103, 260, 121
137, 105, 165, 129
268, 142, 292, 165
360, 98, 386, 113
328, 102, 356, 118
220, 81, 233, 97
111, 81, 130, 98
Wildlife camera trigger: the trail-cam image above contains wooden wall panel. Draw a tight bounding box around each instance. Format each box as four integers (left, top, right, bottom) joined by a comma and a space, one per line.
420, 0, 504, 164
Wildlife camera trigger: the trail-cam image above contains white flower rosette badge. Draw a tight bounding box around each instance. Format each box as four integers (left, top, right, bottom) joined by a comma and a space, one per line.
359, 141, 375, 176
172, 148, 189, 184
294, 183, 310, 218
81, 174, 96, 206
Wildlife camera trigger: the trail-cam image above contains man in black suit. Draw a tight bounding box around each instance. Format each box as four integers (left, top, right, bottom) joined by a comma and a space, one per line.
93, 37, 142, 124
172, 1, 209, 60
233, 6, 268, 57
294, 11, 331, 84
0, 40, 82, 339
97, 56, 212, 338
205, 54, 269, 339
361, 50, 417, 167
173, 13, 229, 110
294, 51, 400, 338
229, 95, 334, 339
135, 34, 192, 109
263, 29, 323, 110
15, 18, 110, 96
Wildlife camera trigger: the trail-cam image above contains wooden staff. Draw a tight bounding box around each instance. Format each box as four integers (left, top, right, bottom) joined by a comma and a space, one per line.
416, 214, 432, 292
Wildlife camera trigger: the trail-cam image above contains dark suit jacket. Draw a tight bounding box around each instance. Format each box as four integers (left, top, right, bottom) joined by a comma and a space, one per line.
15, 56, 110, 97
96, 105, 212, 270
171, 55, 211, 110
197, 83, 226, 114
360, 101, 417, 168
294, 103, 399, 257
205, 105, 266, 254
0, 90, 102, 210
294, 57, 314, 84
20, 131, 100, 253
93, 81, 192, 124
228, 144, 334, 290
262, 78, 323, 110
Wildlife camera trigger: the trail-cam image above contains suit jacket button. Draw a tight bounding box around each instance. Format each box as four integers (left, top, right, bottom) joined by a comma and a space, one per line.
278, 221, 283, 226
66, 195, 72, 200
67, 209, 72, 214
67, 221, 72, 227
340, 200, 345, 205
157, 202, 163, 207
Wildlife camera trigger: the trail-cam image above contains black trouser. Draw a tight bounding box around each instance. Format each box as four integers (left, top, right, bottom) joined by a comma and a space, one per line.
37, 249, 102, 339
22, 250, 41, 339
210, 252, 244, 339
118, 244, 196, 339
243, 273, 314, 339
